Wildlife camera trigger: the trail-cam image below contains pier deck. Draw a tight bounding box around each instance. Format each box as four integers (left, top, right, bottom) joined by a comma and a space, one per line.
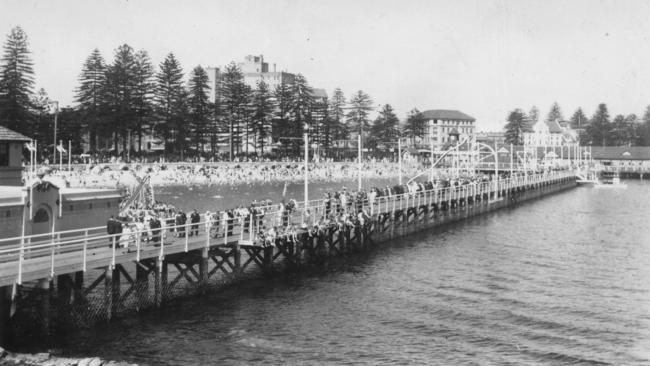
0, 171, 577, 345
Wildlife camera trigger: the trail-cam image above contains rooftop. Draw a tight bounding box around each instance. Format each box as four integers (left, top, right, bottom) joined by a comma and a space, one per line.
591, 146, 650, 160
310, 88, 328, 99
421, 109, 475, 121
0, 126, 30, 142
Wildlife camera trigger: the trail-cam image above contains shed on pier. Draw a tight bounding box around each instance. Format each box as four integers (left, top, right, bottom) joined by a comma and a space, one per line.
0, 127, 122, 241
0, 126, 30, 186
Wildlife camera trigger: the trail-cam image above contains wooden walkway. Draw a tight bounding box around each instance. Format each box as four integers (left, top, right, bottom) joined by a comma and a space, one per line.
0, 171, 575, 288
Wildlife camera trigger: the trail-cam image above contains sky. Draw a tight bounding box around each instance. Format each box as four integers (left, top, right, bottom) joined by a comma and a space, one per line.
3, 0, 650, 131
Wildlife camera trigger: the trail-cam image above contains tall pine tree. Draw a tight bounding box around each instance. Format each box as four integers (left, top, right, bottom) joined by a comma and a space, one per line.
0, 26, 35, 135
369, 104, 400, 148
75, 48, 106, 151
188, 65, 211, 152
503, 109, 529, 145
403, 108, 425, 144
546, 102, 564, 123
327, 88, 347, 142
346, 90, 373, 136
154, 52, 185, 152
219, 62, 250, 157
251, 80, 274, 154
587, 103, 611, 146
289, 74, 314, 139
104, 44, 137, 152
133, 49, 154, 152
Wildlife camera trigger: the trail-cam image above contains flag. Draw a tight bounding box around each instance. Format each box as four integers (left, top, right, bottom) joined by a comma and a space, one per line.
56, 145, 67, 153
24, 142, 35, 152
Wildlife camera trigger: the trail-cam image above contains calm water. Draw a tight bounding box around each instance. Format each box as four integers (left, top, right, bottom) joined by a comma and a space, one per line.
154, 177, 398, 213
57, 180, 650, 365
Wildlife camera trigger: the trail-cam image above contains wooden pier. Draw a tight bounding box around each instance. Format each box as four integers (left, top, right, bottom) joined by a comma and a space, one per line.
0, 171, 576, 346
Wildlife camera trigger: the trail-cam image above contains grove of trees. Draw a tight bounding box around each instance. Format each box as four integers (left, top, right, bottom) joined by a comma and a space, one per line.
2, 26, 437, 160
503, 102, 650, 146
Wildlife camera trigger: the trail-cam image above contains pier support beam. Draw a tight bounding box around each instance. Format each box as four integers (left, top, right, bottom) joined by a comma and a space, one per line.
135, 262, 149, 310
0, 286, 11, 347
154, 261, 162, 308
38, 278, 51, 336
233, 244, 242, 275
199, 248, 209, 293
263, 246, 273, 273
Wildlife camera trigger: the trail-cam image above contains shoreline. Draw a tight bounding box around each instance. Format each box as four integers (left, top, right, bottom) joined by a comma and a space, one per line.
0, 349, 136, 366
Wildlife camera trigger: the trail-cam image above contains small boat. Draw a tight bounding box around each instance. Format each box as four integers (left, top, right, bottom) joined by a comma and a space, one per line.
595, 171, 627, 188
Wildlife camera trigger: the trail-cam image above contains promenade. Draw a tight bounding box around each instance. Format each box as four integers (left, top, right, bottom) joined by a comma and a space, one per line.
0, 170, 577, 345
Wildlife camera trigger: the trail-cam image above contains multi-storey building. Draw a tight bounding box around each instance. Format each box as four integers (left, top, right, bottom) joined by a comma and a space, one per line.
524, 120, 577, 147
413, 109, 476, 150
238, 55, 295, 91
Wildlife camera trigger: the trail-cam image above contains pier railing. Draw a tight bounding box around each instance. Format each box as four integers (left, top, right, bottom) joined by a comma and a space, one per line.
0, 170, 575, 286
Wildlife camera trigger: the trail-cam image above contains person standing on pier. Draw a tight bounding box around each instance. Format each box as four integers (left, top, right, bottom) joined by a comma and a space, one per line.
190, 209, 200, 236
106, 215, 116, 247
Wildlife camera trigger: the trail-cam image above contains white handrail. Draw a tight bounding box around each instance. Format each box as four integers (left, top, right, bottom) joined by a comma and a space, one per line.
2, 170, 574, 284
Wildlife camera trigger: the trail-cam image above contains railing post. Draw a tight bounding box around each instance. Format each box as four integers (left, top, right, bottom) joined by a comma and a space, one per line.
224, 218, 229, 245
135, 230, 141, 262
184, 222, 189, 252
111, 235, 116, 270
50, 235, 56, 278
17, 237, 24, 285
205, 220, 210, 248
159, 230, 164, 261
83, 229, 88, 272
250, 213, 254, 242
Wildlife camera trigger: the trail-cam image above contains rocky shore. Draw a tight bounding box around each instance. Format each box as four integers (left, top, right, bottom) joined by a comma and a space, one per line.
0, 349, 136, 366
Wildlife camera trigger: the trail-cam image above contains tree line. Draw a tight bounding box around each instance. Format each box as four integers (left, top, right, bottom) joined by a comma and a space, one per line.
0, 26, 430, 159
504, 102, 650, 146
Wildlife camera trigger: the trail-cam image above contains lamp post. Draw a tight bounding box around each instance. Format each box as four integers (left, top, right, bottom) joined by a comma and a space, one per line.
304, 125, 309, 203
398, 138, 402, 185
51, 101, 59, 164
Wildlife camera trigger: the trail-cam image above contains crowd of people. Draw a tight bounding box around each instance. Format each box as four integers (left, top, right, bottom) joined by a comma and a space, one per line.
105, 171, 507, 250
31, 159, 421, 189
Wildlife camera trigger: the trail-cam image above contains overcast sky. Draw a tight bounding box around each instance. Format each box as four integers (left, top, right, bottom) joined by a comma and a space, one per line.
3, 0, 650, 131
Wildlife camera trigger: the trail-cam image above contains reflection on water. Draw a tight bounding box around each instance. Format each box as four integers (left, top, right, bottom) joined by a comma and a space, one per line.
58, 181, 650, 365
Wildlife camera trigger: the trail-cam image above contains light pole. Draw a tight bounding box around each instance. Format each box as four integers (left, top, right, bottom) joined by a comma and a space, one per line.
51, 101, 59, 164
304, 124, 309, 204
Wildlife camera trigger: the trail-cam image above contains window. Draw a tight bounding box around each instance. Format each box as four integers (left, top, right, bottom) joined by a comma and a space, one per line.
33, 208, 49, 223
69, 205, 74, 211
0, 142, 8, 166
107, 202, 111, 208
5, 210, 10, 218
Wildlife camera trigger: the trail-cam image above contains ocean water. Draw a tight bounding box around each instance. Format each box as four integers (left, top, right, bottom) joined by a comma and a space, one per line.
56, 180, 650, 365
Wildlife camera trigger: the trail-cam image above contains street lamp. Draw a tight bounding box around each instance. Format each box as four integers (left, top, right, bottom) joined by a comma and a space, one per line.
49, 101, 59, 164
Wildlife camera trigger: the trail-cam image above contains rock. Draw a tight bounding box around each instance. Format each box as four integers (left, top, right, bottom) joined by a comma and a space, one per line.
78, 357, 95, 366
0, 346, 6, 359
24, 352, 51, 363
88, 357, 103, 366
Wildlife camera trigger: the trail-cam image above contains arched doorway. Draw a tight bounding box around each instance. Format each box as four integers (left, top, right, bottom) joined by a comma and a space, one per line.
32, 204, 53, 236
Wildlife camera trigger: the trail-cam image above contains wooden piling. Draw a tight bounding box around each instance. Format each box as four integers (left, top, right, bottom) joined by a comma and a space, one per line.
136, 262, 149, 309
0, 286, 11, 347
38, 278, 51, 336
154, 261, 162, 308
199, 248, 209, 293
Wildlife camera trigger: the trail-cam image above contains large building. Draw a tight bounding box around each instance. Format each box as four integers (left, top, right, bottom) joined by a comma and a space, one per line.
591, 146, 650, 172
412, 109, 476, 150
238, 55, 296, 91
524, 120, 578, 147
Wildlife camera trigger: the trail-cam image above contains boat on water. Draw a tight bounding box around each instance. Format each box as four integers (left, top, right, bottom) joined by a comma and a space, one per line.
576, 170, 599, 186
595, 171, 627, 188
